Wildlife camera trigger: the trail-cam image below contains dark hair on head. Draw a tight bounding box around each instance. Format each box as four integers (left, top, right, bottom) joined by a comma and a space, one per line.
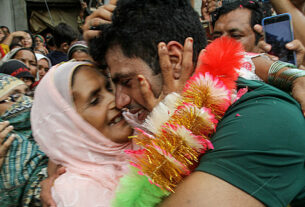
0, 26, 10, 33
213, 0, 269, 44
89, 0, 207, 75
53, 23, 79, 48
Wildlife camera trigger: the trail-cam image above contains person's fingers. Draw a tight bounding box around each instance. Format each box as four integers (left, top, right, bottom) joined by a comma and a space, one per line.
180, 37, 194, 85
257, 40, 272, 53
253, 24, 264, 35
286, 39, 305, 53
286, 40, 305, 67
82, 4, 116, 41
0, 121, 10, 132
86, 4, 116, 20
56, 166, 66, 176
0, 134, 15, 153
0, 125, 14, 143
83, 30, 101, 42
40, 177, 57, 207
138, 75, 157, 111
158, 42, 174, 89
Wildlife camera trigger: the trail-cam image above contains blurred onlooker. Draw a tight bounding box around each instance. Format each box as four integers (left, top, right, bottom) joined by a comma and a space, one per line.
0, 73, 48, 207
45, 33, 56, 52
67, 41, 92, 61
34, 35, 48, 55
211, 0, 266, 52
0, 59, 35, 87
46, 23, 78, 65
21, 31, 34, 49
1, 31, 28, 56
35, 53, 51, 80
0, 48, 37, 78
0, 26, 10, 36
77, 1, 88, 33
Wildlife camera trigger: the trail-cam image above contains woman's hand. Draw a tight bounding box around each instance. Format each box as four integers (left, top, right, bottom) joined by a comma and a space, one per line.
41, 164, 66, 207
0, 121, 15, 168
138, 37, 197, 111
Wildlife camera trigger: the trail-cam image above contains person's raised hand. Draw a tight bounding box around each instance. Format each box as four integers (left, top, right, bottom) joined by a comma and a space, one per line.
254, 24, 305, 67
138, 37, 195, 111
0, 121, 15, 168
285, 39, 305, 67
201, 0, 222, 21
82, 0, 117, 41
41, 166, 66, 207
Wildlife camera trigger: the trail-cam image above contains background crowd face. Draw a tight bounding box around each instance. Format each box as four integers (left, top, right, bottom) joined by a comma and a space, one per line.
21, 33, 33, 48
37, 59, 49, 80
106, 46, 162, 122
14, 50, 37, 77
213, 8, 259, 52
72, 66, 133, 143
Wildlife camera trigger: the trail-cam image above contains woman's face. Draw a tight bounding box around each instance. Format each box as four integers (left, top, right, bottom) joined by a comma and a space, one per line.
72, 66, 133, 143
14, 50, 37, 77
38, 59, 49, 79
21, 33, 33, 48
0, 84, 28, 115
35, 36, 43, 47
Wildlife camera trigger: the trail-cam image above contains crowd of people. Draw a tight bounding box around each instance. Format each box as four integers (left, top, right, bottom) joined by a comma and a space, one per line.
0, 0, 305, 206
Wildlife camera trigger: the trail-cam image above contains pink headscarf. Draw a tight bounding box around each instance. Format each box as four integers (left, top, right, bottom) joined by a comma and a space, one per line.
31, 61, 133, 207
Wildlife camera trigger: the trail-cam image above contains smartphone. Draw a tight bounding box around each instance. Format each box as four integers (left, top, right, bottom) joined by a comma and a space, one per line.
262, 13, 297, 65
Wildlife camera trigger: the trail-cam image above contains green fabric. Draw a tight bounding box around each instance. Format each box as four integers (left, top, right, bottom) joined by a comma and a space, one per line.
112, 166, 170, 207
196, 77, 305, 207
0, 94, 48, 207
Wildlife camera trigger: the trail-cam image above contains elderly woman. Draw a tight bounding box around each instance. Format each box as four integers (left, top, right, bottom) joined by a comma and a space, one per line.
32, 61, 134, 207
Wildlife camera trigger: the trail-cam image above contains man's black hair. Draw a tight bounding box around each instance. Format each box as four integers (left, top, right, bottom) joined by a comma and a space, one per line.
53, 23, 79, 48
90, 0, 207, 74
213, 0, 269, 44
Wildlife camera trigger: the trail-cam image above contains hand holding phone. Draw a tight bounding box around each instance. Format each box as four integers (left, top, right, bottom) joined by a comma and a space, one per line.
262, 13, 297, 65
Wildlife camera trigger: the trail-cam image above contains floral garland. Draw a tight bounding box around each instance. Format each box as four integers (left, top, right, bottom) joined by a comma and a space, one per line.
112, 37, 244, 207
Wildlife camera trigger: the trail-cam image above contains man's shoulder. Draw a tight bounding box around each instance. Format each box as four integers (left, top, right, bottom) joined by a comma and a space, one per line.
235, 77, 301, 112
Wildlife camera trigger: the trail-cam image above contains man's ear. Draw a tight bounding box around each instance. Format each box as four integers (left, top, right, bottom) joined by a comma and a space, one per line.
61, 42, 70, 52
166, 41, 184, 79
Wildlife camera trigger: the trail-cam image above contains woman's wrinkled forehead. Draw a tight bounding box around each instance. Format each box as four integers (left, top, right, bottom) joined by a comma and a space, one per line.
53, 62, 94, 106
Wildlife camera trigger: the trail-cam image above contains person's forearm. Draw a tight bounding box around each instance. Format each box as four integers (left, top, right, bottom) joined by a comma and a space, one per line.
270, 0, 305, 47
251, 56, 273, 82
47, 160, 58, 177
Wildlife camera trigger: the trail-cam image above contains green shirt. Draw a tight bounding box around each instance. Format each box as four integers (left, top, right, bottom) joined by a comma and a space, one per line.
196, 78, 305, 207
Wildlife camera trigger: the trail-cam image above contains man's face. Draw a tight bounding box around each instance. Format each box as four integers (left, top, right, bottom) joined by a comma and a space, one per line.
213, 8, 259, 52
106, 45, 163, 122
